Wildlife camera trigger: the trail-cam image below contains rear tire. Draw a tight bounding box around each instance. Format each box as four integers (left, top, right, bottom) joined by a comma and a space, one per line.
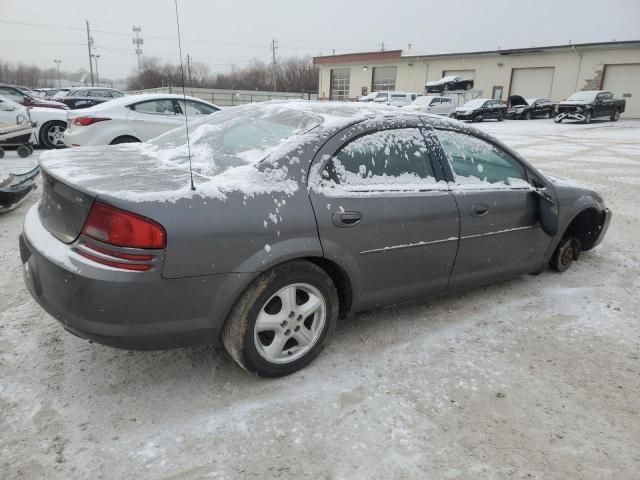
550, 237, 581, 273
39, 121, 67, 149
610, 109, 620, 122
222, 260, 339, 377
110, 135, 141, 145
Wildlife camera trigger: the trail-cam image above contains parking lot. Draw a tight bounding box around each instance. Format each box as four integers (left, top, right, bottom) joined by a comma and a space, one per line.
1, 118, 639, 479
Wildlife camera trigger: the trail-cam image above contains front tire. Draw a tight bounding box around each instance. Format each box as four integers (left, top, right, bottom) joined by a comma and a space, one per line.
550, 237, 581, 273
222, 260, 339, 377
525, 111, 532, 120
39, 121, 67, 149
497, 112, 504, 122
583, 110, 592, 124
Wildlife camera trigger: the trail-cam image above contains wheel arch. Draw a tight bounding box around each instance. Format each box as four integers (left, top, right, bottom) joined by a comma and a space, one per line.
110, 134, 141, 145
563, 207, 603, 251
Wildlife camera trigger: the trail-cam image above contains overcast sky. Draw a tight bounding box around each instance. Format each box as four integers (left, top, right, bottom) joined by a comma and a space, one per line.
1, 0, 639, 80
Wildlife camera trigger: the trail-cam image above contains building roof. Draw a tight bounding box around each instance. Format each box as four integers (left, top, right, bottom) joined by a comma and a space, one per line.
313, 40, 640, 64
313, 50, 402, 65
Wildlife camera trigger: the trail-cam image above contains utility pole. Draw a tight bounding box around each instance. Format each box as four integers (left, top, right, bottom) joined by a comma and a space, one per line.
186, 54, 192, 87
132, 26, 144, 69
92, 54, 101, 85
380, 42, 385, 52
86, 20, 95, 86
53, 60, 62, 88
271, 38, 278, 92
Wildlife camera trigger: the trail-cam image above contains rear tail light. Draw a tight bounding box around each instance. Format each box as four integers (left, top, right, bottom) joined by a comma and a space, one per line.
70, 116, 111, 126
81, 202, 166, 249
77, 202, 166, 271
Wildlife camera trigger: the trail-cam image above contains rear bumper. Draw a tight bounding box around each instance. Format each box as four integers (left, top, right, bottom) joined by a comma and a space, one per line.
20, 206, 237, 349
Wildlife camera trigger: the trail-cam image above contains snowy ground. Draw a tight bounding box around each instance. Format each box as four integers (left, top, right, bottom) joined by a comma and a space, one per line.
1, 119, 639, 479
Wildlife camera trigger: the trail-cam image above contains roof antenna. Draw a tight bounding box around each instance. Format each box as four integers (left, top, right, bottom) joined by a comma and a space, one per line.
173, 0, 195, 191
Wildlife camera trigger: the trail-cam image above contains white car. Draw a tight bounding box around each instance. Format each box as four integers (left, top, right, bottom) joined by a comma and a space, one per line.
0, 95, 68, 149
403, 95, 456, 116
357, 91, 422, 107
63, 93, 220, 147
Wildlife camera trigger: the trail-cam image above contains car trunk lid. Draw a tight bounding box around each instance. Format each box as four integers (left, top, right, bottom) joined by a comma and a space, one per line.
37, 144, 199, 242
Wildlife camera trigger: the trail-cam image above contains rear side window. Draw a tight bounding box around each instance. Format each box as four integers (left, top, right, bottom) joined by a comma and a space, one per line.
324, 128, 437, 191
436, 129, 528, 188
132, 99, 176, 115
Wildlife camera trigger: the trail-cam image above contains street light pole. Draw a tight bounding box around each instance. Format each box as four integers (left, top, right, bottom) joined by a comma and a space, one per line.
91, 54, 101, 85
53, 60, 62, 88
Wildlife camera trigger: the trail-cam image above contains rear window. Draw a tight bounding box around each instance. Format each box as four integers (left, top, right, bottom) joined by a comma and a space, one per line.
150, 104, 323, 169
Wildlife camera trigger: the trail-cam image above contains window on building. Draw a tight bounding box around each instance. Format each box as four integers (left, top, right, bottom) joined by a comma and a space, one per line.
330, 69, 351, 101
371, 66, 397, 92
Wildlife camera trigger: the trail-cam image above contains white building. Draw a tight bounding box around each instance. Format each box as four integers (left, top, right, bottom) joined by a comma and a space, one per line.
314, 40, 640, 117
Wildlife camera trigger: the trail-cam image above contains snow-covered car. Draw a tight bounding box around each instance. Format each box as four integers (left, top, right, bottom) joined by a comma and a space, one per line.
357, 91, 421, 107
404, 95, 456, 116
63, 93, 221, 147
426, 76, 474, 93
21, 102, 611, 377
0, 95, 68, 149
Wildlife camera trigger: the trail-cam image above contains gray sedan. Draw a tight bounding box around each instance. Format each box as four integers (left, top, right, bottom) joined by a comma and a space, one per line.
20, 102, 611, 376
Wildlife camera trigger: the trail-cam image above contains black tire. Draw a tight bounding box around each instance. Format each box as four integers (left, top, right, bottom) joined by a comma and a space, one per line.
465, 83, 472, 90
525, 111, 532, 120
583, 110, 592, 124
473, 115, 483, 123
39, 121, 67, 149
17, 145, 31, 158
0, 148, 4, 159
610, 109, 620, 122
550, 237, 581, 273
449, 113, 456, 119
110, 135, 141, 145
222, 260, 339, 377
545, 111, 552, 119
497, 112, 504, 122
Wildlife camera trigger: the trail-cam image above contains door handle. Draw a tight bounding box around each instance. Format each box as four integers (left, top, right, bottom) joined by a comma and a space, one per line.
471, 204, 489, 217
331, 211, 362, 228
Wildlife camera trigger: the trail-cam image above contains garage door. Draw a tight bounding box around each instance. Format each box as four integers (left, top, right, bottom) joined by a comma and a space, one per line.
603, 64, 640, 118
443, 69, 475, 79
510, 67, 554, 99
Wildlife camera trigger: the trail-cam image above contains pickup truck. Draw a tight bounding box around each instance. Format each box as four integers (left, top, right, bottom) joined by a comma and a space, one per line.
554, 90, 625, 124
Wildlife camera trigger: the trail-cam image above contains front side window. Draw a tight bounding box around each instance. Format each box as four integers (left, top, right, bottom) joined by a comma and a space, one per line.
330, 69, 350, 101
323, 128, 438, 191
371, 66, 397, 92
436, 129, 528, 188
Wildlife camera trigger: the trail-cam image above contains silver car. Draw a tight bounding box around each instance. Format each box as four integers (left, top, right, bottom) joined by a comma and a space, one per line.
20, 102, 611, 376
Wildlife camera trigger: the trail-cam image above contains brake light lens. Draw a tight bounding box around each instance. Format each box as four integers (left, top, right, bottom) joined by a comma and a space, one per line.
81, 202, 166, 249
71, 116, 111, 126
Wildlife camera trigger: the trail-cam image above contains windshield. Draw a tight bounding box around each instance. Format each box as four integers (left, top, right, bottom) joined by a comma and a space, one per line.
149, 104, 324, 173
462, 99, 485, 108
567, 91, 598, 101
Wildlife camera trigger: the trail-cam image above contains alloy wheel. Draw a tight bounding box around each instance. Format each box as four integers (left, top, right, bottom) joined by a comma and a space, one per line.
47, 124, 66, 147
253, 283, 326, 364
